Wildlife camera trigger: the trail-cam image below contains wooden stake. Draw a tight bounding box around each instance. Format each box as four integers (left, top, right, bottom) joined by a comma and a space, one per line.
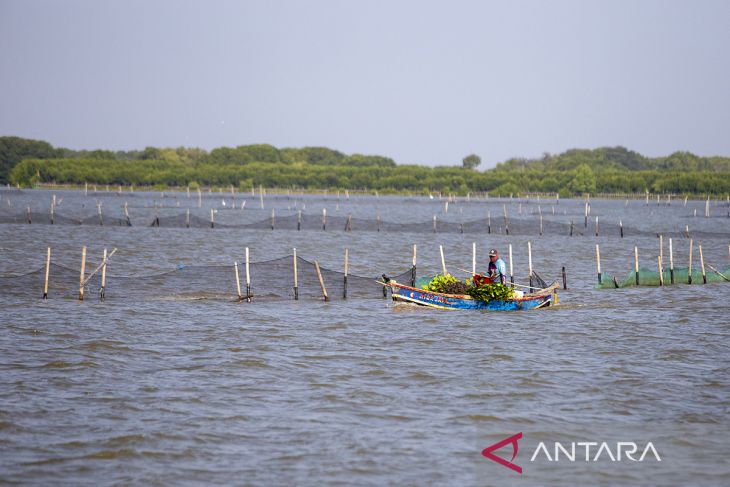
596, 244, 602, 285
210, 209, 215, 228
634, 246, 640, 286
245, 247, 251, 301
699, 244, 706, 284
528, 241, 533, 290
508, 243, 514, 286
270, 209, 275, 230
186, 208, 190, 228
688, 239, 693, 284
234, 261, 242, 299
487, 210, 491, 234
343, 248, 349, 299
411, 244, 417, 286
297, 210, 302, 231
540, 214, 544, 236
472, 242, 476, 275
79, 246, 86, 301
293, 248, 299, 300
669, 238, 674, 284
561, 266, 567, 290
259, 185, 264, 209
100, 248, 107, 300
314, 261, 329, 301
619, 220, 624, 238
659, 235, 663, 264
322, 208, 327, 231
439, 245, 447, 275
43, 247, 51, 299
433, 214, 437, 233
658, 256, 664, 286
197, 188, 202, 208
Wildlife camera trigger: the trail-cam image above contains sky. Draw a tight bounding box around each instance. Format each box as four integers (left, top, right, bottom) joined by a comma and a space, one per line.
1, 0, 729, 168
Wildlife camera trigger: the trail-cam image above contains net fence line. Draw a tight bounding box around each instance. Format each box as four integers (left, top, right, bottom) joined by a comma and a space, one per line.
0, 255, 414, 302
1, 209, 729, 239
0, 251, 566, 302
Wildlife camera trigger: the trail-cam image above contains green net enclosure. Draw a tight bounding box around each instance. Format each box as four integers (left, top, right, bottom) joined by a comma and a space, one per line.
596, 266, 730, 288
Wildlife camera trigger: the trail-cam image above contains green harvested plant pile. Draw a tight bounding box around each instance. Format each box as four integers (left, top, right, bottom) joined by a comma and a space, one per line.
422, 274, 470, 294
466, 283, 516, 303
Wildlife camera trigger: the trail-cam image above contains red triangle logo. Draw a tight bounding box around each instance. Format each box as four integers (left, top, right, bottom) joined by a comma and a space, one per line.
481, 432, 523, 474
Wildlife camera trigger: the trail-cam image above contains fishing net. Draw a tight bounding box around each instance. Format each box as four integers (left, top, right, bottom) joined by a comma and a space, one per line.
0, 256, 413, 302
595, 266, 730, 288
1, 208, 729, 239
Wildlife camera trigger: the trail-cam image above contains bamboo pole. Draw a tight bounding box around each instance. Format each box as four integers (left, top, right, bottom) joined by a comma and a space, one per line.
343, 248, 349, 299
659, 235, 663, 265
699, 244, 706, 284
43, 247, 51, 299
259, 185, 264, 209
26, 206, 31, 224
433, 215, 437, 233
619, 219, 624, 238
487, 210, 491, 234
234, 261, 242, 299
562, 266, 567, 290
245, 247, 251, 301
528, 241, 533, 290
595, 216, 599, 236
197, 188, 202, 208
322, 208, 327, 231
540, 214, 544, 236
411, 244, 417, 286
472, 242, 476, 275
508, 243, 514, 286
271, 209, 275, 230
596, 244, 602, 285
439, 245, 447, 275
186, 208, 190, 228
293, 248, 299, 300
658, 256, 664, 286
210, 209, 215, 228
314, 261, 329, 301
297, 210, 302, 231
669, 238, 674, 284
688, 239, 693, 284
79, 246, 86, 301
100, 248, 107, 300
634, 246, 640, 286
584, 201, 588, 228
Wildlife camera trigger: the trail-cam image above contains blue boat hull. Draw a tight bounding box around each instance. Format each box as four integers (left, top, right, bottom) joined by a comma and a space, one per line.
388, 281, 556, 311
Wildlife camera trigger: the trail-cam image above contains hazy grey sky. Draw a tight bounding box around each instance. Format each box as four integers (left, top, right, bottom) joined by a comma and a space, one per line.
1, 0, 729, 167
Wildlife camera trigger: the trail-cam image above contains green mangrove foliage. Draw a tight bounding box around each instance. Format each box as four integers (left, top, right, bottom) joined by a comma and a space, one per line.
3, 137, 730, 195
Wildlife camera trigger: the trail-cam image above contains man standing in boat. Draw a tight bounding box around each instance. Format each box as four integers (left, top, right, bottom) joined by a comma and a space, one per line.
488, 249, 507, 284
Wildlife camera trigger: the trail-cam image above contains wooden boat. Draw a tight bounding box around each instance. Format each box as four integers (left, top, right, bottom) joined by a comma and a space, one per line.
385, 280, 559, 311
